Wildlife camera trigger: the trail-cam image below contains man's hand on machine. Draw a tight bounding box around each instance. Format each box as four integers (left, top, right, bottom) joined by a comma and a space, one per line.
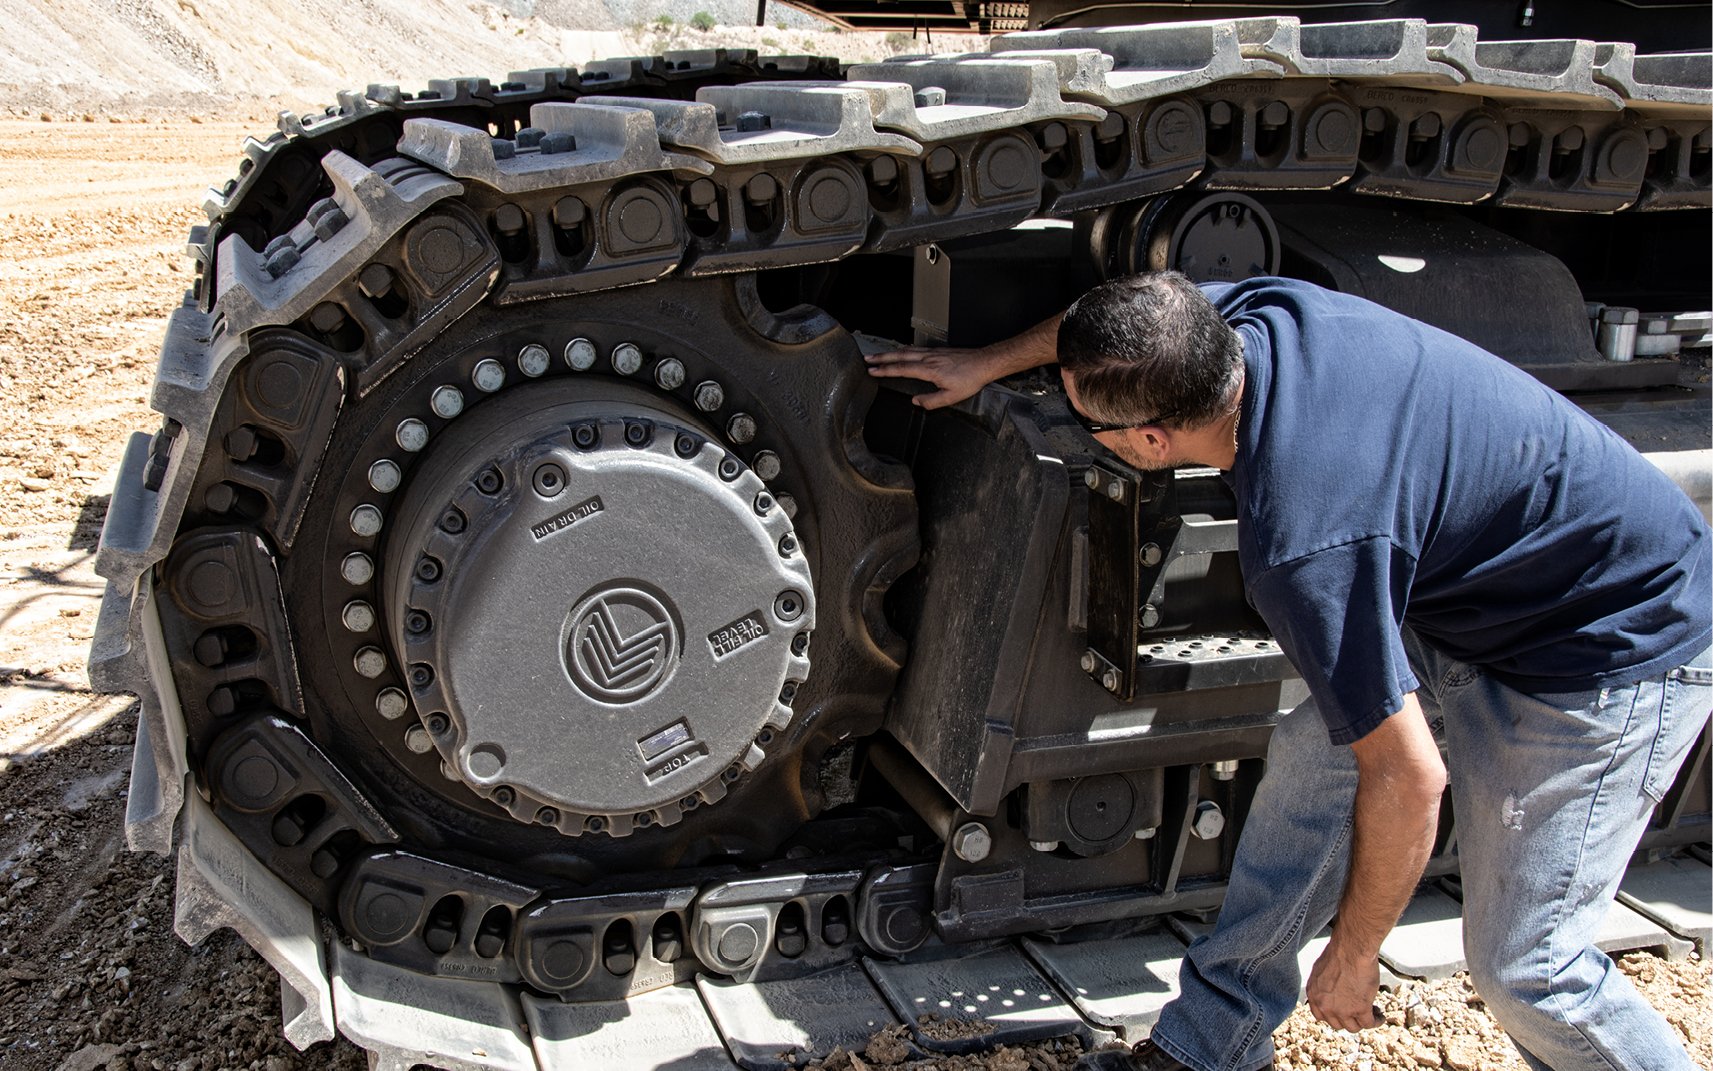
864, 345, 1007, 410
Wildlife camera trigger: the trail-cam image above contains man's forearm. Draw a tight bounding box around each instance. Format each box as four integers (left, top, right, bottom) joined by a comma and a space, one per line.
992, 312, 1064, 375
1307, 693, 1446, 1030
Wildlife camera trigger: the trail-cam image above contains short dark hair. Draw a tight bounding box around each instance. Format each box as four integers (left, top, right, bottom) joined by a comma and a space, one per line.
1058, 272, 1244, 429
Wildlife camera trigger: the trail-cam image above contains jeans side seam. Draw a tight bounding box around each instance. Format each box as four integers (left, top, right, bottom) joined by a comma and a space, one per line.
1538, 687, 1640, 1071
1222, 813, 1355, 1071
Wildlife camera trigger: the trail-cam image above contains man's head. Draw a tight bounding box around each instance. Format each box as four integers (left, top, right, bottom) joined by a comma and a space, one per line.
1058, 271, 1246, 470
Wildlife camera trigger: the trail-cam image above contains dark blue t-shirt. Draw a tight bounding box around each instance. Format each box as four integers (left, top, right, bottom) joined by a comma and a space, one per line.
1209, 278, 1711, 744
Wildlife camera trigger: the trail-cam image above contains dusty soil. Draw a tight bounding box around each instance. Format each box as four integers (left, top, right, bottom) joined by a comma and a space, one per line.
0, 93, 1706, 1071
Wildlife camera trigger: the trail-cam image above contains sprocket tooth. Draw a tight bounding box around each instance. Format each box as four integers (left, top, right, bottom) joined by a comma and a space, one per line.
843, 55, 1107, 140
400, 104, 713, 193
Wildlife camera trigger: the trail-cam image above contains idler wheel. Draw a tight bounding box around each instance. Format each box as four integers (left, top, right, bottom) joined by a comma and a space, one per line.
383, 380, 814, 837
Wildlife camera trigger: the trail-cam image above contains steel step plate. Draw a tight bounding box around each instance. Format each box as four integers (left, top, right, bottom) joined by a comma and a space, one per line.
1022, 930, 1187, 1040
523, 985, 732, 1071
1619, 856, 1713, 951
697, 963, 901, 1069
864, 944, 1099, 1054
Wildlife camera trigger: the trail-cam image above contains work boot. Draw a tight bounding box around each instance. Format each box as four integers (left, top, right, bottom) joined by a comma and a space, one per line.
1072, 1039, 1276, 1071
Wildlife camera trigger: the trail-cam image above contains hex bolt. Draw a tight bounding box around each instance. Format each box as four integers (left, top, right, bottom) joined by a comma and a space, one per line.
1030, 840, 1060, 853
1362, 107, 1388, 134
655, 357, 686, 390
1141, 603, 1162, 629
472, 358, 506, 393
694, 380, 725, 412
494, 203, 527, 236
726, 412, 757, 444
206, 686, 236, 716
1134, 826, 1157, 840
925, 146, 958, 176
353, 647, 387, 679
341, 552, 375, 585
375, 688, 409, 720
536, 808, 559, 826
1260, 101, 1290, 128
572, 422, 599, 449
358, 262, 396, 299
914, 86, 947, 108
718, 457, 742, 481
565, 337, 598, 371
1207, 100, 1234, 127
404, 725, 434, 753
439, 761, 459, 781
395, 418, 429, 452
754, 492, 774, 515
308, 197, 349, 240
791, 632, 810, 656
475, 467, 503, 494
744, 173, 778, 205
204, 484, 237, 513
1210, 759, 1240, 782
491, 137, 516, 160
587, 815, 607, 832
349, 504, 383, 538
774, 590, 804, 621
341, 600, 376, 633
518, 342, 551, 377
533, 462, 568, 496
776, 492, 799, 519
624, 422, 650, 446
429, 385, 465, 420
552, 196, 586, 227
1080, 650, 1098, 673
493, 786, 515, 806
425, 713, 450, 735
368, 459, 402, 493
951, 822, 992, 863
309, 302, 347, 334
1106, 480, 1124, 501
1410, 112, 1442, 140
415, 556, 442, 583
516, 126, 545, 149
1140, 542, 1163, 567
753, 450, 782, 482
1557, 126, 1586, 152
1191, 800, 1226, 840
674, 433, 699, 458
264, 245, 300, 277
1508, 122, 1532, 148
1101, 667, 1121, 692
611, 342, 644, 375
1084, 470, 1100, 490
736, 110, 772, 132
779, 682, 798, 703
867, 156, 899, 185
405, 610, 431, 635
226, 426, 259, 461
687, 179, 718, 207
1037, 123, 1068, 153
778, 533, 798, 557
193, 633, 227, 668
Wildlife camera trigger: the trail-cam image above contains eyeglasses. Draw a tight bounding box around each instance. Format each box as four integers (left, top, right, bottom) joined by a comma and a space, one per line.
1073, 408, 1180, 436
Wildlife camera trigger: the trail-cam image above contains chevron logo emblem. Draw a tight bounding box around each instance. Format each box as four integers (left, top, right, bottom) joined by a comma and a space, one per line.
564, 586, 680, 703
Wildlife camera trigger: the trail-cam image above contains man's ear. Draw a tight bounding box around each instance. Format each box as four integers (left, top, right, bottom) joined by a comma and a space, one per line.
1129, 426, 1174, 465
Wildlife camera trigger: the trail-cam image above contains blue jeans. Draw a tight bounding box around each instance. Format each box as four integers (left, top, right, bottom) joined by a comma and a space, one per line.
1149, 636, 1712, 1071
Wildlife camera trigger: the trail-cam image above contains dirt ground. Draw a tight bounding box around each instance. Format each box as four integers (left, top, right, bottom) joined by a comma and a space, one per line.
0, 117, 1707, 1071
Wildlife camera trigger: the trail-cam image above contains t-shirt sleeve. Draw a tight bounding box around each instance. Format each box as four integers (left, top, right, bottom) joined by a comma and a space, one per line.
1247, 536, 1420, 745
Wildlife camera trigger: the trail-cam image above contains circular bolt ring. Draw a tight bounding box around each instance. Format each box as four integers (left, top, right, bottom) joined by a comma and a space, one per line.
493, 786, 515, 806
425, 713, 450, 735
537, 807, 560, 826
405, 610, 432, 635
754, 492, 774, 515
475, 468, 503, 494
675, 433, 699, 458
572, 423, 598, 449
410, 664, 435, 687
624, 421, 650, 446
774, 590, 804, 621
718, 457, 741, 481
722, 767, 742, 783
778, 533, 798, 556
587, 815, 607, 832
415, 556, 442, 583
533, 462, 568, 497
681, 796, 700, 811
439, 509, 466, 534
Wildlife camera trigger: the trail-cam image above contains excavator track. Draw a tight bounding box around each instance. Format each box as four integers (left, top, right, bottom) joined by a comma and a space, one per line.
89, 17, 1712, 1070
